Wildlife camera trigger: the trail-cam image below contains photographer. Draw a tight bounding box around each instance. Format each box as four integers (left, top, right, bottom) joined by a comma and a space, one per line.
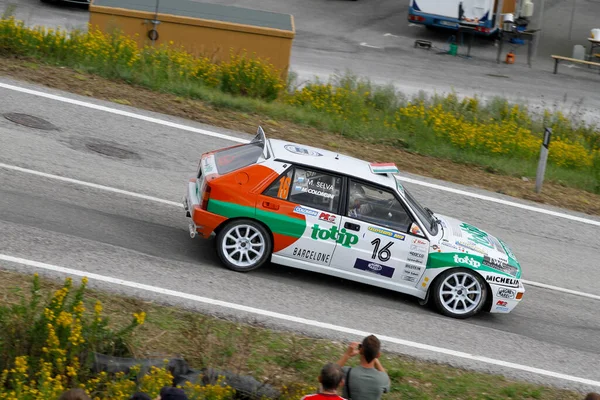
337, 335, 390, 400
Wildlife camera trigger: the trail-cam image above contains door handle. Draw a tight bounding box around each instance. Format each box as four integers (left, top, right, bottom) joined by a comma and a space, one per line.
262, 201, 280, 210
344, 222, 360, 231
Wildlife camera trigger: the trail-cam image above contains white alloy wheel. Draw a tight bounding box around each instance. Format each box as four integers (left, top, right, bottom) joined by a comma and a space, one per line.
432, 268, 487, 319
216, 220, 271, 272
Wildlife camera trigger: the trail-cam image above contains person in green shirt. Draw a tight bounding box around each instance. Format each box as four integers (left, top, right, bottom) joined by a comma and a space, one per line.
337, 335, 390, 400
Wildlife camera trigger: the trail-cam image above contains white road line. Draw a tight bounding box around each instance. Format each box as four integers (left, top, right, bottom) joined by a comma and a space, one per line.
1, 253, 599, 388
1, 80, 599, 228
522, 279, 600, 301
1, 161, 600, 302
0, 162, 182, 208
395, 176, 600, 228
0, 82, 248, 144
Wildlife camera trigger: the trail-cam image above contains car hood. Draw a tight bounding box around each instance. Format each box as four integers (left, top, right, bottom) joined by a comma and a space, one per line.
433, 214, 522, 278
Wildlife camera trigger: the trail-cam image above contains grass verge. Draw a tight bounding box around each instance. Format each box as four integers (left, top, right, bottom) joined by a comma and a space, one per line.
0, 56, 599, 216
0, 268, 585, 400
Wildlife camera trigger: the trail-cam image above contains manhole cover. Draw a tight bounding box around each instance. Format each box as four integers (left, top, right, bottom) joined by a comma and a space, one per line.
3, 113, 58, 130
86, 142, 140, 160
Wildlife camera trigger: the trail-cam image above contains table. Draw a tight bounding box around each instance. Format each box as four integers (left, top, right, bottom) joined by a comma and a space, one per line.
496, 29, 537, 67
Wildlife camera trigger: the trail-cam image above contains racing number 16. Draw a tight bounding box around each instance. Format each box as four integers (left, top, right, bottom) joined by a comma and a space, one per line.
371, 238, 393, 262
277, 176, 291, 199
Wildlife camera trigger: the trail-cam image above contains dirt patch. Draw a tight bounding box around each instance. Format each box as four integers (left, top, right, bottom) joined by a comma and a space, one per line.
1, 56, 599, 216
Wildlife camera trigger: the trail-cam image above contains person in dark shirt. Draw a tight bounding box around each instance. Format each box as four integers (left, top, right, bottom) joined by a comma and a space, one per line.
337, 335, 390, 400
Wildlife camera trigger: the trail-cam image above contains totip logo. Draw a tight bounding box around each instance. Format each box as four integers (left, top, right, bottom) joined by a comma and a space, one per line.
368, 263, 383, 272
453, 254, 481, 268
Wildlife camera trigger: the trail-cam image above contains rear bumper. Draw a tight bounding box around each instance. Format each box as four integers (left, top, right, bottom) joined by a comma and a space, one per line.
183, 181, 226, 239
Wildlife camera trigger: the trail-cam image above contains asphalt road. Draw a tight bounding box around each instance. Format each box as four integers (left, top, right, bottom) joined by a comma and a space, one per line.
2, 0, 600, 125
1, 79, 600, 392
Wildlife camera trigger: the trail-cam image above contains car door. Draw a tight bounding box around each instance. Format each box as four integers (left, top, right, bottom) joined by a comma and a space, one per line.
257, 165, 344, 266
329, 179, 429, 287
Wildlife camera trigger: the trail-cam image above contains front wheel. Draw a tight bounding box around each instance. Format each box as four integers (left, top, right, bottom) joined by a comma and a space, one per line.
216, 219, 272, 272
431, 268, 487, 319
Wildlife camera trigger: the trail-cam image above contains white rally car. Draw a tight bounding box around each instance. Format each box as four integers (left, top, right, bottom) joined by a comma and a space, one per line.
183, 128, 525, 319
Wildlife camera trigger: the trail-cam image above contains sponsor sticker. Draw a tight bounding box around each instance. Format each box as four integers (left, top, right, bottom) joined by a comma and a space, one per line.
293, 206, 319, 217
368, 226, 405, 241
404, 264, 422, 271
497, 288, 516, 299
311, 224, 359, 248
483, 256, 518, 277
459, 222, 494, 249
203, 157, 214, 173
453, 254, 481, 268
296, 176, 306, 183
486, 275, 520, 288
496, 300, 508, 307
284, 144, 323, 157
401, 275, 416, 282
353, 258, 395, 278
409, 251, 425, 258
410, 244, 422, 251
495, 306, 510, 312
441, 241, 458, 250
292, 247, 331, 264
412, 238, 427, 245
318, 212, 336, 223
407, 257, 424, 265
410, 223, 423, 236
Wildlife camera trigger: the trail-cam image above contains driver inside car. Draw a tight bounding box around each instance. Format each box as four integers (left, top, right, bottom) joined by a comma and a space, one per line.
348, 183, 374, 219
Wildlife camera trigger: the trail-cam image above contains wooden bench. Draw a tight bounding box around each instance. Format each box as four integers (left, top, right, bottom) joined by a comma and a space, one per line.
551, 55, 600, 74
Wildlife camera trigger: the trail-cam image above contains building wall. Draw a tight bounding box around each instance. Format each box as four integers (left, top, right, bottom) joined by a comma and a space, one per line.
88, 5, 294, 78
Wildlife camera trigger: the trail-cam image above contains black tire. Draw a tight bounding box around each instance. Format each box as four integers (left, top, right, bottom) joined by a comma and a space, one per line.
216, 219, 272, 272
431, 268, 487, 319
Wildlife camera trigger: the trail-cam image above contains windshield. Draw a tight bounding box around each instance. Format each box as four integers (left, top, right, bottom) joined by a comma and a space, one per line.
394, 176, 439, 236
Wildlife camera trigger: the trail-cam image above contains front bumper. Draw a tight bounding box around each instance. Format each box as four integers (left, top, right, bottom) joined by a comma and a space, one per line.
488, 281, 525, 313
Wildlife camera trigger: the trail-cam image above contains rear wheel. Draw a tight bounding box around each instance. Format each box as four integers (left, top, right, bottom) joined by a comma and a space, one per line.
432, 268, 487, 319
216, 219, 272, 272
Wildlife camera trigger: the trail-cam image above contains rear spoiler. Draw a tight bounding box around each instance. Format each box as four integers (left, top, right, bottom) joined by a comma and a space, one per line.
252, 126, 272, 160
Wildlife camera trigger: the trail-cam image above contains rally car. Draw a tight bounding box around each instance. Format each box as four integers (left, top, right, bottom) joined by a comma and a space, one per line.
183, 127, 525, 319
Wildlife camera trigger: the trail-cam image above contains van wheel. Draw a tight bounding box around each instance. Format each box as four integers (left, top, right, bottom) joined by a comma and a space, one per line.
216, 219, 272, 272
432, 268, 487, 319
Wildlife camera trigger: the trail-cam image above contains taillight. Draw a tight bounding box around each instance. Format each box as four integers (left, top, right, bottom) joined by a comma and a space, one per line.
475, 26, 491, 33
408, 15, 425, 22
201, 184, 211, 210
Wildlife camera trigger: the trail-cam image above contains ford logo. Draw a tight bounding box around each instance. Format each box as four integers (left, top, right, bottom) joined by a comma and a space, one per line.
368, 263, 383, 271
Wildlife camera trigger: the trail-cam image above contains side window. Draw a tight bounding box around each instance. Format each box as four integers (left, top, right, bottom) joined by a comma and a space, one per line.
347, 180, 413, 233
290, 168, 341, 213
263, 166, 342, 213
263, 169, 293, 199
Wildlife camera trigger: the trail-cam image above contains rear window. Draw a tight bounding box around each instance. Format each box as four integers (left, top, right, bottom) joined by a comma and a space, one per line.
214, 142, 263, 175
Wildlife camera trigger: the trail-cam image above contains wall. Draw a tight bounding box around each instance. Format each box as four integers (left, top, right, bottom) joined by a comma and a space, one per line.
88, 4, 294, 78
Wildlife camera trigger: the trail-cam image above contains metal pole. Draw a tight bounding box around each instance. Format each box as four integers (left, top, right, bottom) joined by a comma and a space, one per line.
495, 0, 505, 32
568, 0, 576, 41
533, 0, 545, 58
535, 128, 552, 193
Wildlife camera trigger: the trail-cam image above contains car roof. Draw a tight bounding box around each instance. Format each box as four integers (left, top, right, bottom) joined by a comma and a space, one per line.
268, 138, 397, 189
